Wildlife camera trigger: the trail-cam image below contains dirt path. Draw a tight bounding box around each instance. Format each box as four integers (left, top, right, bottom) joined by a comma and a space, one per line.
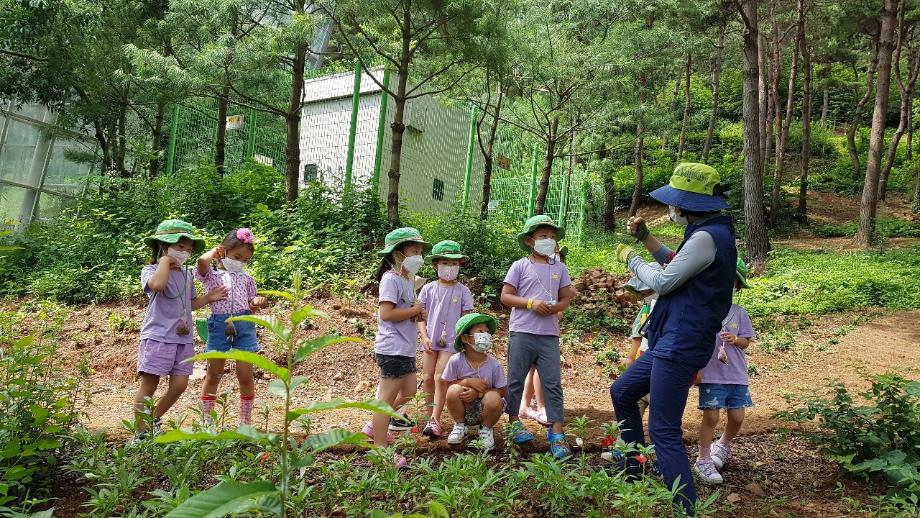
64, 303, 920, 450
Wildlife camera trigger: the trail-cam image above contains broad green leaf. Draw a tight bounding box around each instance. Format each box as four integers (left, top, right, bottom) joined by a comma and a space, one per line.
257, 289, 294, 302
287, 398, 403, 420
191, 351, 288, 381
427, 501, 449, 518
267, 379, 287, 397
290, 375, 309, 393
165, 480, 278, 518
226, 315, 291, 343
302, 430, 369, 453
295, 335, 360, 363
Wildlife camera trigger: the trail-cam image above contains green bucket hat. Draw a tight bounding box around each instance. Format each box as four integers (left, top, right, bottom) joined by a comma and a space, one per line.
428, 240, 468, 263
735, 258, 751, 289
517, 214, 566, 251
649, 162, 729, 212
143, 219, 205, 253
377, 227, 432, 256
454, 313, 498, 352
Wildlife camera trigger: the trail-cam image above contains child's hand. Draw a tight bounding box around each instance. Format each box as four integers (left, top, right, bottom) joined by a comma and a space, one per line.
459, 387, 478, 402
412, 303, 427, 321
720, 332, 737, 345
532, 299, 554, 316
159, 254, 180, 270
251, 296, 268, 308
466, 378, 489, 393
421, 335, 432, 353
207, 285, 229, 302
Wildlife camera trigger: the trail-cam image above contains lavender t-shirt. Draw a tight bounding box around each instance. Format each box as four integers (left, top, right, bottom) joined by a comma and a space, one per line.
418, 281, 474, 351
699, 304, 756, 385
139, 265, 196, 345
441, 353, 507, 389
374, 270, 419, 358
503, 257, 572, 336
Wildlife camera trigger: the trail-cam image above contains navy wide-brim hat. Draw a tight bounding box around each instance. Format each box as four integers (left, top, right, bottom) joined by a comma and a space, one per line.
650, 162, 730, 212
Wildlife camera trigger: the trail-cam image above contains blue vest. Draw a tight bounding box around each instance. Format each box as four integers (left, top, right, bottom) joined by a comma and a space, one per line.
645, 215, 737, 369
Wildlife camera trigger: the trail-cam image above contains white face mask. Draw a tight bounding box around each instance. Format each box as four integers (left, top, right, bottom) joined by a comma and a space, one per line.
437, 264, 459, 281
167, 248, 190, 265
668, 206, 689, 226
400, 254, 424, 275
533, 238, 557, 257
222, 258, 246, 273
471, 332, 493, 352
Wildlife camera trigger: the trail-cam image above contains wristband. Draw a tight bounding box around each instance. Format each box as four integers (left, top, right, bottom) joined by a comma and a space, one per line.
526, 298, 534, 310
634, 221, 650, 242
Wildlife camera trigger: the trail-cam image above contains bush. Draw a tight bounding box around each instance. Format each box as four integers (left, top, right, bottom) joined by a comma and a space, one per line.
0, 303, 82, 512
775, 373, 920, 510
811, 218, 920, 239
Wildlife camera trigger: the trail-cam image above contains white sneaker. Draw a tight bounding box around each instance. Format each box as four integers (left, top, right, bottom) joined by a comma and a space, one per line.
693, 459, 723, 485
447, 423, 467, 445
711, 441, 731, 470
478, 427, 495, 450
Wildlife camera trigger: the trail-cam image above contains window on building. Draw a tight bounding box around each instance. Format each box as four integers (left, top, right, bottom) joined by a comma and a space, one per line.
303, 163, 318, 182
432, 178, 444, 201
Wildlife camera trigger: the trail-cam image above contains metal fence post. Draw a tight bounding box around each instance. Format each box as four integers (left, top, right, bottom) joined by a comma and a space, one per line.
560, 170, 570, 224
527, 143, 538, 217
343, 60, 362, 198
246, 108, 257, 160
371, 67, 391, 198
462, 104, 477, 211
165, 105, 180, 175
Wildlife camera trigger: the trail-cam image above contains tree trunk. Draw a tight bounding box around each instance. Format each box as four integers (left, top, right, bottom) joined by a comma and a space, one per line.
215, 85, 230, 175
285, 19, 307, 203
150, 101, 165, 179
879, 6, 920, 201
847, 43, 880, 178
907, 106, 914, 161
115, 102, 128, 177
741, 0, 771, 267
798, 39, 813, 222
703, 24, 726, 161
599, 144, 616, 231
534, 118, 559, 215
677, 52, 693, 159
820, 80, 829, 125
93, 121, 112, 177
479, 88, 503, 219
629, 83, 646, 217
770, 0, 805, 227
758, 33, 770, 170
914, 160, 920, 213
855, 0, 899, 248
662, 68, 682, 151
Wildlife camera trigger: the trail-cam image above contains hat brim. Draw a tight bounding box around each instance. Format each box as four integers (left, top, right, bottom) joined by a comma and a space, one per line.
428, 253, 469, 263
517, 225, 566, 251
454, 314, 498, 352
144, 233, 205, 253
377, 239, 433, 256
736, 272, 751, 289
650, 184, 729, 212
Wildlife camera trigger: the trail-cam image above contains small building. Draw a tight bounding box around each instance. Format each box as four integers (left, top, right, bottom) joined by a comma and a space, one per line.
299, 68, 484, 213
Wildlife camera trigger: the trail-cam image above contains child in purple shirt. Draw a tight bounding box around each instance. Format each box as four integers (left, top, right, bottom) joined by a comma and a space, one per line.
694, 259, 756, 485
500, 215, 577, 460
443, 313, 507, 451
195, 228, 268, 427
417, 240, 474, 440
362, 227, 430, 468
132, 220, 226, 442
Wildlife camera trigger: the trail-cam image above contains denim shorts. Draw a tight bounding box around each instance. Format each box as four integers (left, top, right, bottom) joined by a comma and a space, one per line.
375, 353, 416, 379
698, 383, 754, 410
206, 313, 259, 353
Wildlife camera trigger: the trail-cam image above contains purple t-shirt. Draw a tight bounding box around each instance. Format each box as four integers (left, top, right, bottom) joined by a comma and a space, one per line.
195, 269, 257, 315
374, 270, 419, 357
503, 257, 572, 336
441, 353, 507, 389
418, 281, 474, 351
139, 265, 196, 345
699, 304, 756, 385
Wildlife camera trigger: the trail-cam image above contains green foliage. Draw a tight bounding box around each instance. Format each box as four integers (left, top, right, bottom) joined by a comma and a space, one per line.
812, 218, 920, 239
0, 303, 81, 512
735, 247, 920, 319
775, 373, 920, 510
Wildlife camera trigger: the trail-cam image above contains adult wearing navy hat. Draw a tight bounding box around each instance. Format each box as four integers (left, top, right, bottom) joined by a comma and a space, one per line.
611, 163, 738, 515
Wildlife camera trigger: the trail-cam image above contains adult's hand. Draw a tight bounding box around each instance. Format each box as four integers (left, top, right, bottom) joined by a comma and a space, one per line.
615, 244, 637, 263
627, 217, 650, 241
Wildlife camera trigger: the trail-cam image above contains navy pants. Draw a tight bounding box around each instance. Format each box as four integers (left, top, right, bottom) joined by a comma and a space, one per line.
610, 353, 698, 515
